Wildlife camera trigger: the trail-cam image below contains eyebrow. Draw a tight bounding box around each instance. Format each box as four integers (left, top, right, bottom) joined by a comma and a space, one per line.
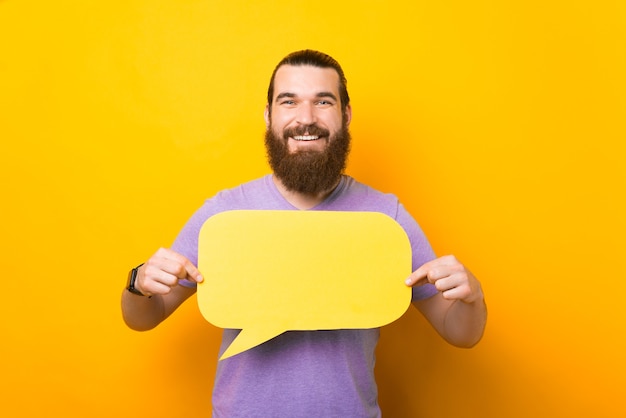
275, 91, 338, 102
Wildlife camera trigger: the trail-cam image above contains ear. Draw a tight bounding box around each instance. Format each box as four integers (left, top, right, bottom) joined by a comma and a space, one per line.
264, 104, 271, 128
344, 104, 352, 126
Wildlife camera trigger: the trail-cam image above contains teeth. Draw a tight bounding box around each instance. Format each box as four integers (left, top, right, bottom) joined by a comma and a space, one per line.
293, 135, 319, 141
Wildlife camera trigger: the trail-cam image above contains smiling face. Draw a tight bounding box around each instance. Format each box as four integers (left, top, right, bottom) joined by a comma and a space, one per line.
264, 64, 352, 195
266, 64, 351, 153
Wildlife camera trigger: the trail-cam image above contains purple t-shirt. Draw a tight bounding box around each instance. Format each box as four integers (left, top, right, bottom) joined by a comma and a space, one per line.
172, 174, 437, 417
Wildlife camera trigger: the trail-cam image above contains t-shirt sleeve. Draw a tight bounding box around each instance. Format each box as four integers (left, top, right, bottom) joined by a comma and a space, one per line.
395, 203, 439, 301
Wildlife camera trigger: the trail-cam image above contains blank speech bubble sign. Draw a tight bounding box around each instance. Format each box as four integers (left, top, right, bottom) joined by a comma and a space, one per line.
197, 210, 412, 360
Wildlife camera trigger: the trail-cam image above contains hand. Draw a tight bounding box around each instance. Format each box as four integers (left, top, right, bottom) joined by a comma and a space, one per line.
405, 255, 483, 304
135, 248, 203, 296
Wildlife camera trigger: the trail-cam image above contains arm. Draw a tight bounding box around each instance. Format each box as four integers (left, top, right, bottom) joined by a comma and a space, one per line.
121, 247, 203, 331
406, 255, 487, 348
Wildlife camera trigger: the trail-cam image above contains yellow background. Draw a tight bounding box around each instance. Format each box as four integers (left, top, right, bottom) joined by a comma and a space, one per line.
1, 0, 624, 417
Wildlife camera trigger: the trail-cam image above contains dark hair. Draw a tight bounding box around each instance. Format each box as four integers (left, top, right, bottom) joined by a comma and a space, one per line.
267, 49, 350, 113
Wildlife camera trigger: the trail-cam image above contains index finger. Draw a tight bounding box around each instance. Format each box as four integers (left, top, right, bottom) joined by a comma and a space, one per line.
405, 255, 462, 287
179, 256, 203, 283
158, 248, 204, 283
405, 260, 434, 287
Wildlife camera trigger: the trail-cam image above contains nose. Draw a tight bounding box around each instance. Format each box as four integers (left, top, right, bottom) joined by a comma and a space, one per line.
296, 102, 316, 126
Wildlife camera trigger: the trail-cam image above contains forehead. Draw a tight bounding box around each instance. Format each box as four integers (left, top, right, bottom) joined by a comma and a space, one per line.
272, 65, 341, 100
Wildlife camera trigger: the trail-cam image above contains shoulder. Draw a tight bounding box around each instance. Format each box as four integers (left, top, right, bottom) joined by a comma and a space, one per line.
328, 176, 401, 216
171, 175, 272, 262
210, 175, 272, 207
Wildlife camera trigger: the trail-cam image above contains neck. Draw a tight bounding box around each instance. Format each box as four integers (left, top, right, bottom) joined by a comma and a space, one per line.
272, 175, 340, 210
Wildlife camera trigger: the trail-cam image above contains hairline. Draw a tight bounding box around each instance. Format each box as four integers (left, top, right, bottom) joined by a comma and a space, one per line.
267, 50, 350, 115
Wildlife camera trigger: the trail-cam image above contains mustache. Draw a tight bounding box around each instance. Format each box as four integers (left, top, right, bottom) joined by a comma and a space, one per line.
282, 124, 330, 139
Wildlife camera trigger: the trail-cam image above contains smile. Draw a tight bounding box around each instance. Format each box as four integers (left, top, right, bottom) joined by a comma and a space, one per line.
292, 135, 320, 141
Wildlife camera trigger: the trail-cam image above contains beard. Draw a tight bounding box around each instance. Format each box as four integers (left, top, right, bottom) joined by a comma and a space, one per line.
265, 120, 351, 195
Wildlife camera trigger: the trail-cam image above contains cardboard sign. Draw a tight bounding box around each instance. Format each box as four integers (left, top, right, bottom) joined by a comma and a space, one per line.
197, 210, 412, 359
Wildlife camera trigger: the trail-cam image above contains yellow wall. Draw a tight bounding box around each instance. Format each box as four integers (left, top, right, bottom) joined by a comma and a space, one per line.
1, 1, 624, 416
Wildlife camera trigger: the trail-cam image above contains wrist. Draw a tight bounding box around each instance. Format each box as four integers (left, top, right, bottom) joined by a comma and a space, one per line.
126, 263, 147, 296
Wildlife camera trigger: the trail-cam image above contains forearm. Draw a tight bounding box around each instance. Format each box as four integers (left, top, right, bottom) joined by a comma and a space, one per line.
121, 290, 167, 331
441, 298, 487, 348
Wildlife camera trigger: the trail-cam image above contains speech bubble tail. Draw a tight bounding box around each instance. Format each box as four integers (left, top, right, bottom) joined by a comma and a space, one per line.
219, 327, 285, 360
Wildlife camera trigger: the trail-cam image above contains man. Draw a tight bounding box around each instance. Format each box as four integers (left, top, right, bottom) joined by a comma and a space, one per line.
121, 50, 487, 417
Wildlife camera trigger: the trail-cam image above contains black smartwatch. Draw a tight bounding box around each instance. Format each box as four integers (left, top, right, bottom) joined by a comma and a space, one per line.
126, 263, 146, 296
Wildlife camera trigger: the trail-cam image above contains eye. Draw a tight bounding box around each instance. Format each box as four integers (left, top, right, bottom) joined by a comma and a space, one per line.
316, 100, 334, 106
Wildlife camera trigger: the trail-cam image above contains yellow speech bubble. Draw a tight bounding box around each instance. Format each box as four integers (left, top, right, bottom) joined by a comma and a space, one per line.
197, 210, 412, 360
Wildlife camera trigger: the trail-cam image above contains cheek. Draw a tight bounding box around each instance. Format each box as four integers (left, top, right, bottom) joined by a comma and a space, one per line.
325, 111, 344, 128
269, 113, 290, 131
268, 121, 285, 141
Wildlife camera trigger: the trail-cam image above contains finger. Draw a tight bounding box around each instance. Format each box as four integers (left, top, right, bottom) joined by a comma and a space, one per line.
405, 259, 436, 286
405, 268, 423, 286
407, 256, 453, 286
428, 259, 467, 284
169, 253, 203, 283
432, 275, 459, 293
137, 264, 179, 297
433, 269, 476, 301
152, 248, 203, 283
182, 260, 203, 283
141, 279, 176, 297
144, 262, 180, 286
440, 283, 472, 301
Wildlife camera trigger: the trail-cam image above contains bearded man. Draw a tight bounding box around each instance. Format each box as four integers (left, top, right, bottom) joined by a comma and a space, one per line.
121, 49, 487, 418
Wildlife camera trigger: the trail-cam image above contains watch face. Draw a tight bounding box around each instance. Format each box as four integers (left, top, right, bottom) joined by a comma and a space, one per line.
127, 266, 144, 296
